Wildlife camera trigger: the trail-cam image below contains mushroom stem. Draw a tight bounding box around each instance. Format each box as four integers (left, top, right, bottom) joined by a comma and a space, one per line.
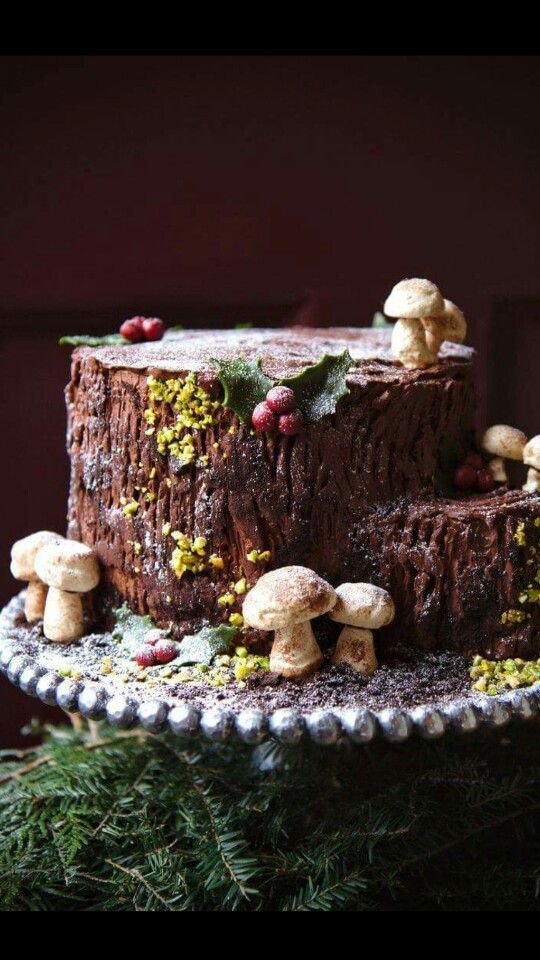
489, 457, 508, 484
331, 627, 378, 675
43, 587, 84, 643
24, 581, 48, 623
523, 467, 540, 494
391, 318, 437, 369
270, 622, 323, 679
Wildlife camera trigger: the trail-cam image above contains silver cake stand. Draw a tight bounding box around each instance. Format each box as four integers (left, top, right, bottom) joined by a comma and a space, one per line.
1, 593, 539, 746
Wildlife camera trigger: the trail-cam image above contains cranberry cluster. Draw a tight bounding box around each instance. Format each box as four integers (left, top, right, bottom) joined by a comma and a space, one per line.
453, 452, 495, 493
135, 631, 178, 668
252, 386, 304, 436
120, 315, 165, 343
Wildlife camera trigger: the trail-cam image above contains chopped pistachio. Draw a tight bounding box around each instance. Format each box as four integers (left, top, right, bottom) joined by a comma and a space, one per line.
470, 653, 540, 695
101, 656, 113, 675
229, 613, 244, 627
209, 554, 224, 569
170, 533, 208, 579
123, 499, 139, 517
246, 548, 271, 564
218, 592, 235, 607
144, 373, 221, 467
515, 521, 527, 547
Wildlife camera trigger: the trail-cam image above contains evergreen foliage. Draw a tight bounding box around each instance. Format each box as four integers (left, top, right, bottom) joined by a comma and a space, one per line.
2, 720, 540, 910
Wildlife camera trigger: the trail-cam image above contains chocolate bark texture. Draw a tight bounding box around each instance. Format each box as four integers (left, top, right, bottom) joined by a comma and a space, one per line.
65, 326, 539, 656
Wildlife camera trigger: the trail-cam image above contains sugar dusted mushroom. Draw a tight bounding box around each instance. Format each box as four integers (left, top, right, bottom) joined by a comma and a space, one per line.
422, 299, 467, 356
329, 582, 395, 675
10, 530, 65, 623
330, 582, 395, 629
488, 457, 508, 484
523, 436, 540, 493
35, 540, 100, 643
242, 566, 337, 679
523, 435, 540, 471
391, 317, 438, 369
481, 425, 527, 462
523, 467, 540, 494
331, 627, 378, 675
384, 278, 445, 320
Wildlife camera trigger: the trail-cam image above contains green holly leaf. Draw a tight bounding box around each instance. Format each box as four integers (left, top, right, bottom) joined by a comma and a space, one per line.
112, 604, 157, 649
279, 350, 352, 422
175, 624, 237, 666
213, 357, 273, 423
59, 333, 128, 347
372, 312, 393, 329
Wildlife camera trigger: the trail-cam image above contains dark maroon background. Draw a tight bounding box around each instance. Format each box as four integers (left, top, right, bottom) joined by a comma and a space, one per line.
1, 54, 539, 745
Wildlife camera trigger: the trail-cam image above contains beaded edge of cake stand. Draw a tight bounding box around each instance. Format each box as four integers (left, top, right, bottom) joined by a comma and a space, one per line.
1, 594, 538, 746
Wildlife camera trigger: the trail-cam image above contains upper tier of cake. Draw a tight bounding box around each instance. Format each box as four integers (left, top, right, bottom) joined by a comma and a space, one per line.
82, 325, 473, 376
65, 326, 490, 648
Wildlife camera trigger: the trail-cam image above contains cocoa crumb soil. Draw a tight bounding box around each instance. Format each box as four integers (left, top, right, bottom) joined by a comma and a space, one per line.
2, 594, 472, 714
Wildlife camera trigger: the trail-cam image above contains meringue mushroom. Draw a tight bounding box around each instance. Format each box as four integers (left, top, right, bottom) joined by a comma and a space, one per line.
523, 436, 540, 494
242, 566, 337, 679
329, 582, 395, 675
35, 540, 100, 643
331, 626, 378, 675
488, 456, 509, 484
422, 299, 467, 356
10, 530, 65, 623
481, 424, 528, 461
391, 317, 438, 369
523, 467, 540, 494
384, 279, 445, 370
384, 278, 445, 320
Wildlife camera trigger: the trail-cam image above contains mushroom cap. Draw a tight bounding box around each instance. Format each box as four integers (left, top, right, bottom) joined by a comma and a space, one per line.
35, 539, 100, 592
422, 299, 467, 344
384, 278, 445, 320
481, 424, 527, 461
10, 530, 64, 582
523, 435, 540, 471
329, 582, 395, 628
242, 566, 337, 630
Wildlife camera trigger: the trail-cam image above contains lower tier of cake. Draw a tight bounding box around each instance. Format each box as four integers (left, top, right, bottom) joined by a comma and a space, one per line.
75, 488, 540, 660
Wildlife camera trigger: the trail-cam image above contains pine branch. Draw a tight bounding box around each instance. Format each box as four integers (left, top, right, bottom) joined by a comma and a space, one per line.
2, 721, 540, 910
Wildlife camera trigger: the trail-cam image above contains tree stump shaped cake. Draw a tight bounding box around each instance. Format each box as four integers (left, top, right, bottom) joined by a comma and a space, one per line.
3, 279, 540, 730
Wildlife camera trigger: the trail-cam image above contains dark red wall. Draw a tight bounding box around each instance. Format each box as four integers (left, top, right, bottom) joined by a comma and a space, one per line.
1, 55, 539, 744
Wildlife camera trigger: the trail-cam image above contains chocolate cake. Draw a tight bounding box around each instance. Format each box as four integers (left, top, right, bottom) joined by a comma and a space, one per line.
64, 325, 540, 660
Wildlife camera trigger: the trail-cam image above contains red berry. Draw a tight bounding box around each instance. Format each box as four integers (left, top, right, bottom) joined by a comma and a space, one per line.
453, 464, 477, 490
120, 317, 144, 343
266, 386, 297, 414
464, 452, 483, 470
278, 410, 304, 436
154, 639, 178, 664
252, 401, 279, 432
135, 646, 157, 668
476, 468, 495, 493
142, 317, 165, 341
